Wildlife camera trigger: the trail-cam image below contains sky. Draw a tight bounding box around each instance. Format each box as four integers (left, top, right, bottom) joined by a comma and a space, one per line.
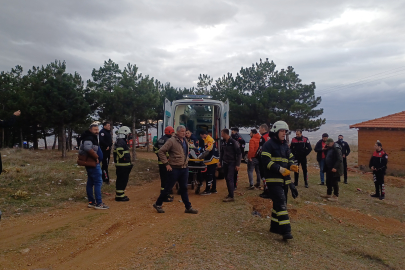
1, 0, 404, 122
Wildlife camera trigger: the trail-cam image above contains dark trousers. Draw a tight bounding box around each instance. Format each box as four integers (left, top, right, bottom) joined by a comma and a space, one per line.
373, 172, 385, 196
203, 164, 217, 191
101, 149, 111, 182
156, 168, 191, 209
326, 171, 340, 197
267, 184, 291, 235
158, 164, 168, 193
223, 162, 235, 198
115, 165, 133, 198
294, 158, 308, 185
234, 171, 238, 188
343, 157, 348, 182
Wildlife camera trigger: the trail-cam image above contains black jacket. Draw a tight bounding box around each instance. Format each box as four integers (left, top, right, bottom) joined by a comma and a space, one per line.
81, 130, 99, 146
219, 138, 241, 166
369, 150, 388, 174
314, 139, 327, 162
261, 135, 295, 186
335, 140, 350, 157
231, 133, 246, 154
290, 136, 312, 159
113, 138, 132, 166
99, 128, 112, 150
153, 134, 171, 164
324, 143, 343, 177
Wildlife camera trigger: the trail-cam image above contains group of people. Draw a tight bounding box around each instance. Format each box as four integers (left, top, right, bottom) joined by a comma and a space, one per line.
78, 122, 133, 210
151, 120, 388, 240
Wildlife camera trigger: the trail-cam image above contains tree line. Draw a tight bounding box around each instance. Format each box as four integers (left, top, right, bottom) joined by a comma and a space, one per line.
0, 58, 324, 157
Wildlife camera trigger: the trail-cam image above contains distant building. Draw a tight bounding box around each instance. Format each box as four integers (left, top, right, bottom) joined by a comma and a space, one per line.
350, 111, 405, 174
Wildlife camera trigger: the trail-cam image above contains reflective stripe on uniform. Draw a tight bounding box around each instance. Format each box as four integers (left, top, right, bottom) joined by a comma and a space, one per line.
271, 157, 289, 163
279, 220, 290, 225
271, 217, 279, 223
116, 163, 131, 166
272, 209, 277, 214
267, 161, 274, 169
262, 152, 272, 158
277, 211, 288, 216
289, 153, 294, 159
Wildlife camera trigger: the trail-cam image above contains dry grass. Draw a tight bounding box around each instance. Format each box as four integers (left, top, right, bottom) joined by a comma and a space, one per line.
0, 148, 158, 217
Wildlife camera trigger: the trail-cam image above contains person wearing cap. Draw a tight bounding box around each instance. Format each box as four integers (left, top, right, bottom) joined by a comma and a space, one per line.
314, 133, 329, 185
369, 140, 388, 200
335, 135, 351, 184
261, 121, 299, 240
153, 126, 175, 202
320, 138, 343, 202
113, 126, 133, 201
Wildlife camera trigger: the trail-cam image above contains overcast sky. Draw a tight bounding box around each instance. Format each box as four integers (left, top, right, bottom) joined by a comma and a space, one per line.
1, 0, 404, 122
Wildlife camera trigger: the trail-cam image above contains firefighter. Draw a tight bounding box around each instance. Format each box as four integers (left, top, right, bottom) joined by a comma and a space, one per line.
153, 126, 175, 202
113, 126, 133, 201
290, 129, 312, 188
261, 121, 299, 240
369, 140, 388, 200
198, 130, 219, 195
99, 122, 113, 184
336, 135, 351, 184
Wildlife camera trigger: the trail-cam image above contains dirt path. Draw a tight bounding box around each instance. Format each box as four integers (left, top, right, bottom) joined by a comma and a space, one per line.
0, 152, 238, 270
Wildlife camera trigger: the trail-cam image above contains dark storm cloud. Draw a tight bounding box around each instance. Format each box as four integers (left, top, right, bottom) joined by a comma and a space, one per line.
1, 0, 404, 121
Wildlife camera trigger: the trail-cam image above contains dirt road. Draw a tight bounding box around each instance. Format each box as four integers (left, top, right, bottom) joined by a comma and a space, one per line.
0, 152, 241, 269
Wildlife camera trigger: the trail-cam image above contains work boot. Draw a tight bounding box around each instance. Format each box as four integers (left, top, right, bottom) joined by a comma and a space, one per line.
283, 233, 294, 240
223, 196, 235, 202
327, 196, 338, 202
379, 195, 385, 200
153, 203, 165, 213
370, 193, 380, 198
185, 207, 198, 214
115, 196, 130, 202
320, 194, 331, 198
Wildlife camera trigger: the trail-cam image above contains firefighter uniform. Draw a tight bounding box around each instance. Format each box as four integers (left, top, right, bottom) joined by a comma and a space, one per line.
153, 126, 174, 200
261, 121, 297, 240
113, 127, 133, 201
369, 144, 388, 200
290, 135, 312, 187
199, 134, 219, 193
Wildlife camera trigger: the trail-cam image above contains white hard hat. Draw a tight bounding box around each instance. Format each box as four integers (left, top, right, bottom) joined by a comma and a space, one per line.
271, 121, 289, 133
117, 126, 131, 135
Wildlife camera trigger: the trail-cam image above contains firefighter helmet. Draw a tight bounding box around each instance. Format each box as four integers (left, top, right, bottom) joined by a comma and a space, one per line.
117, 126, 131, 135
164, 126, 175, 135
271, 121, 289, 133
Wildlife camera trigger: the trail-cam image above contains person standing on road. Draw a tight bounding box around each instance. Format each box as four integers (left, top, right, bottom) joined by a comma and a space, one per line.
247, 129, 261, 189
256, 124, 271, 197
153, 126, 175, 202
320, 138, 343, 202
79, 124, 109, 210
261, 121, 298, 240
99, 122, 113, 184
314, 133, 329, 185
153, 125, 198, 214
198, 130, 219, 195
335, 135, 351, 184
113, 126, 133, 202
231, 127, 245, 190
369, 140, 388, 200
0, 110, 21, 174
218, 129, 242, 202
290, 129, 312, 188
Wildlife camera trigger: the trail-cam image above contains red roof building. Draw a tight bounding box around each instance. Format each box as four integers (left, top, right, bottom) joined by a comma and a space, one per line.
350, 111, 405, 174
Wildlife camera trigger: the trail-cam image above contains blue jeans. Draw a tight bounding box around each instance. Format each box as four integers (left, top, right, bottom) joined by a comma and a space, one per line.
156, 168, 192, 209
86, 164, 103, 204
318, 159, 325, 183
248, 158, 261, 186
